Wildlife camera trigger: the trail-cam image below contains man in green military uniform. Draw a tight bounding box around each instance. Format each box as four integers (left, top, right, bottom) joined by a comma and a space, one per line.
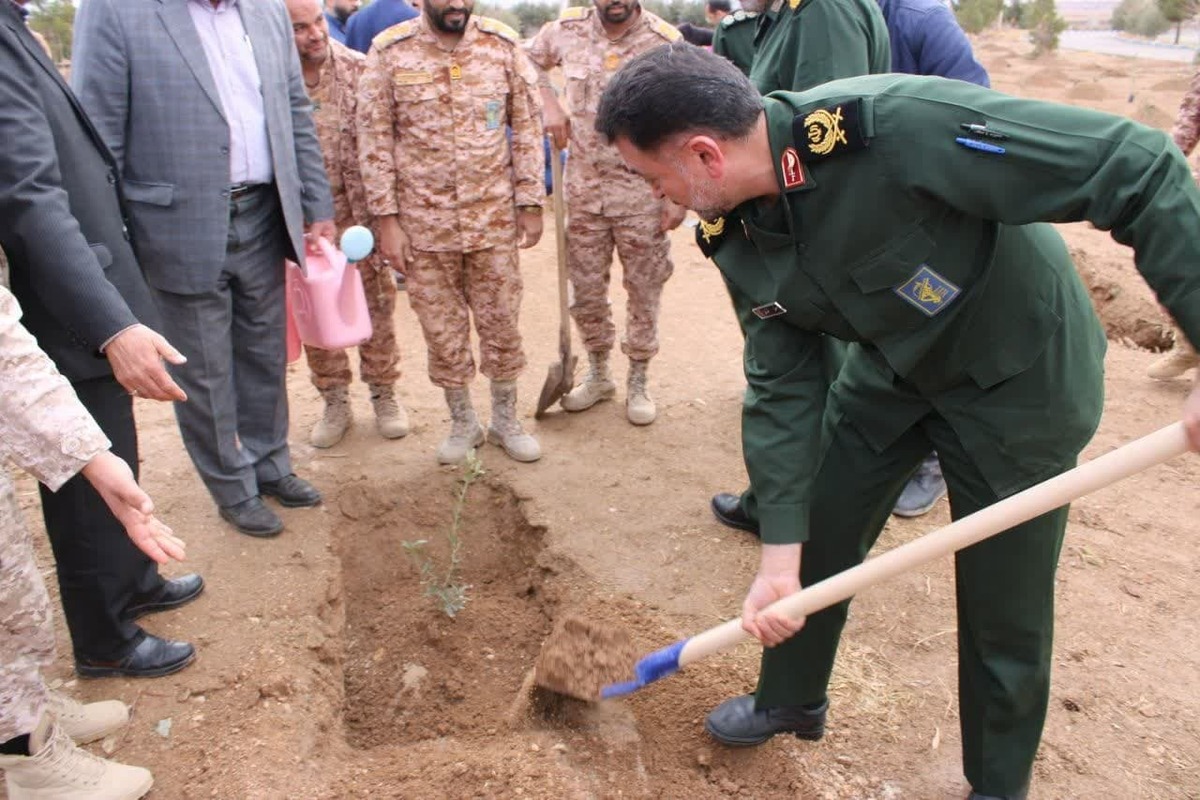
711, 8, 758, 76
709, 0, 892, 534
596, 44, 1200, 800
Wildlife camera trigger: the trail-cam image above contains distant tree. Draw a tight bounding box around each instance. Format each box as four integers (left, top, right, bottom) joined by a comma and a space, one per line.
476, 3, 524, 33
955, 0, 1004, 33
1025, 0, 1065, 55
1112, 0, 1172, 35
510, 1, 559, 35
26, 0, 74, 63
1002, 0, 1023, 25
1156, 0, 1199, 43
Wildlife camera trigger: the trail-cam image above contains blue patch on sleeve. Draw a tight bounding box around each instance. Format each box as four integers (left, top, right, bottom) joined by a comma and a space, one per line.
894, 264, 961, 317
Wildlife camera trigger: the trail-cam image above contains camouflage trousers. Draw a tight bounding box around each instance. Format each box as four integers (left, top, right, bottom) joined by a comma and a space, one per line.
567, 209, 674, 362
304, 254, 401, 392
405, 244, 526, 389
0, 474, 54, 742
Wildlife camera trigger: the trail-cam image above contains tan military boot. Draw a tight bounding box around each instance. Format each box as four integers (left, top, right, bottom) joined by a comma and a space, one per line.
0, 715, 153, 800
486, 380, 541, 462
626, 359, 657, 425
560, 350, 617, 412
1147, 329, 1199, 380
436, 387, 485, 465
310, 386, 351, 448
46, 691, 129, 745
369, 384, 410, 439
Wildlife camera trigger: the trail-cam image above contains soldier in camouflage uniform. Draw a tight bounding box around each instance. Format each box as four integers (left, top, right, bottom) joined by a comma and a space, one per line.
0, 286, 186, 798
358, 0, 545, 464
526, 0, 685, 426
288, 0, 407, 449
1148, 67, 1200, 380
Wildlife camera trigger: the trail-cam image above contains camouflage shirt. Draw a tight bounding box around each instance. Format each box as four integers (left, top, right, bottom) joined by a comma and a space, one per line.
310, 38, 370, 229
1172, 68, 1200, 157
357, 15, 544, 253
525, 6, 680, 218
0, 286, 109, 492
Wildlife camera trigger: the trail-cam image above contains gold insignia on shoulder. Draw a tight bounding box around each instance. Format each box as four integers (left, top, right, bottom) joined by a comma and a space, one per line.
372, 18, 418, 50
651, 16, 682, 41
788, 0, 802, 8
476, 16, 518, 42
560, 5, 589, 20
804, 106, 848, 157
699, 216, 725, 243
449, 63, 462, 80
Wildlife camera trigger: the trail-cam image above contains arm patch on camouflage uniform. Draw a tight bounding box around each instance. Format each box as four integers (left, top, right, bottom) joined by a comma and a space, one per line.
372, 18, 419, 50
476, 16, 519, 42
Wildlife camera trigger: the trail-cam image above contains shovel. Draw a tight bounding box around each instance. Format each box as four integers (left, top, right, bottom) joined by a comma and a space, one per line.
535, 143, 577, 417
537, 423, 1192, 700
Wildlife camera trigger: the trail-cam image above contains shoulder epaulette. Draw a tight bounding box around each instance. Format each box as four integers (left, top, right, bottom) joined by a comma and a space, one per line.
475, 16, 519, 42
559, 5, 590, 21
648, 14, 681, 41
371, 18, 419, 50
723, 9, 759, 26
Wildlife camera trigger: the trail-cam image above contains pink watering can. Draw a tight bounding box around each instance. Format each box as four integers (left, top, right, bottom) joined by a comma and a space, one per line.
286, 231, 373, 362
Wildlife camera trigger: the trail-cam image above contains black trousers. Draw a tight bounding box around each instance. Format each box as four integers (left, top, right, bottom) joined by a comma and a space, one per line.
38, 375, 163, 660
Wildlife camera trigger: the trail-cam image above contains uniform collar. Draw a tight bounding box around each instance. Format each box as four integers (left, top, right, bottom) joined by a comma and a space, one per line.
765, 96, 816, 196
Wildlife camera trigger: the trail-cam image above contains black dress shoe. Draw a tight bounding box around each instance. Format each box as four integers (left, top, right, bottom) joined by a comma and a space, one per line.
258, 474, 321, 508
123, 573, 205, 621
76, 634, 196, 679
711, 492, 760, 535
705, 694, 827, 746
219, 497, 284, 537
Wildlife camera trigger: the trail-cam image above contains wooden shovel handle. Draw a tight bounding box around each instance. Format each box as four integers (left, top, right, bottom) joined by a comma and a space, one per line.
550, 143, 571, 355
679, 423, 1191, 668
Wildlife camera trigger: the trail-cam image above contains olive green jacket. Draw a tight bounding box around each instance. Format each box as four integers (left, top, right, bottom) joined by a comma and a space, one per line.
704, 75, 1200, 545
748, 0, 890, 95
712, 10, 758, 76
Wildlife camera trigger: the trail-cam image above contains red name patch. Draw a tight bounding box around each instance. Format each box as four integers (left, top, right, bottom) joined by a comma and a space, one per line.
781, 147, 805, 189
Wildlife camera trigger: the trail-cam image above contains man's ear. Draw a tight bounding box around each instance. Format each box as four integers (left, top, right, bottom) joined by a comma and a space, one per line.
687, 135, 726, 180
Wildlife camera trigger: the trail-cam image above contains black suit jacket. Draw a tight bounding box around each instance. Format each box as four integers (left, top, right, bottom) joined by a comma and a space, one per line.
0, 0, 160, 382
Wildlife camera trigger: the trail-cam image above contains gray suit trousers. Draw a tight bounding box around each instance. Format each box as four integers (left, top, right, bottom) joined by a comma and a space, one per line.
154, 185, 291, 507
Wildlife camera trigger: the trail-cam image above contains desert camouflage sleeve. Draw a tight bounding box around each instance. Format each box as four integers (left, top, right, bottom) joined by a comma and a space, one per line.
357, 46, 401, 217
1171, 68, 1200, 157
0, 286, 109, 492
342, 53, 371, 225
524, 19, 560, 84
510, 49, 546, 209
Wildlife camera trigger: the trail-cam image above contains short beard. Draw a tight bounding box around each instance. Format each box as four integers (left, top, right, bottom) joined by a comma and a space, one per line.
739, 0, 767, 11
429, 6, 470, 32
601, 0, 638, 24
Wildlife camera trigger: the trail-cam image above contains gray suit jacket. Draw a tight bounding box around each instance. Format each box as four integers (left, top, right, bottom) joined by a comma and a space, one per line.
71, 0, 334, 295
0, 0, 161, 382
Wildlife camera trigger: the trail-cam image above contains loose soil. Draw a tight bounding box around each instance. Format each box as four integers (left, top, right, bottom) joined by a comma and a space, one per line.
9, 27, 1198, 800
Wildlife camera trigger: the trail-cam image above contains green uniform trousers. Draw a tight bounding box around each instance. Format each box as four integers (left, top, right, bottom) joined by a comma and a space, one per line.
755, 390, 1069, 796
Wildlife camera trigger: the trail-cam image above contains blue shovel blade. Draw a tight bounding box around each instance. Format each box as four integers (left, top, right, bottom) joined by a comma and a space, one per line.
600, 639, 687, 699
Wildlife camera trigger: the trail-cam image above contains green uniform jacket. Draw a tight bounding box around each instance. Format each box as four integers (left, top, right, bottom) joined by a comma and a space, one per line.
712, 10, 758, 76
749, 0, 890, 95
705, 75, 1200, 545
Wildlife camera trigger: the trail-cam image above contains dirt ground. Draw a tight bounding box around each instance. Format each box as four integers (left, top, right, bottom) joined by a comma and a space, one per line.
11, 28, 1199, 800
